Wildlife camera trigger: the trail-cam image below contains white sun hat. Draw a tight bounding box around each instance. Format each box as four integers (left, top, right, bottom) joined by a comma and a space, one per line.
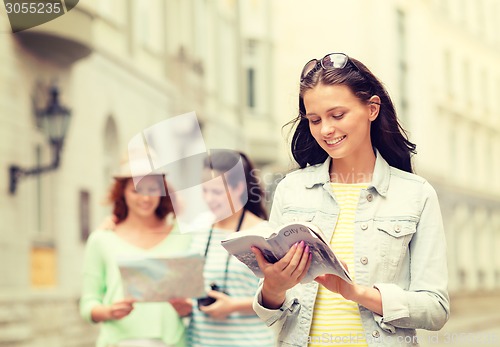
113, 147, 166, 179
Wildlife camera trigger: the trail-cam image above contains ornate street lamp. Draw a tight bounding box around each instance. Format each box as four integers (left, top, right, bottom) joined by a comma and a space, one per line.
9, 85, 71, 194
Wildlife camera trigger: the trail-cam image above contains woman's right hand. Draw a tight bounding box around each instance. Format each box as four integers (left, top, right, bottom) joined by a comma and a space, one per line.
251, 241, 311, 309
91, 298, 136, 322
107, 298, 136, 320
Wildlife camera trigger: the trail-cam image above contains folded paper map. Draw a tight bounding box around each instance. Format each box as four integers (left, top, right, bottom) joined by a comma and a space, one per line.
118, 253, 205, 301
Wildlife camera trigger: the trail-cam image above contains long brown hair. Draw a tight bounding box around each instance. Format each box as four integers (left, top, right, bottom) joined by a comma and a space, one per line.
290, 55, 417, 173
108, 177, 175, 222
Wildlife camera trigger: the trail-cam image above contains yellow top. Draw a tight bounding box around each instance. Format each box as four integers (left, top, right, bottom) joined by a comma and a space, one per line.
308, 183, 368, 347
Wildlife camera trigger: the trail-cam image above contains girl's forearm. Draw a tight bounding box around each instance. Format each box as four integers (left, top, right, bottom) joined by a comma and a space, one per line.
346, 285, 383, 316
231, 298, 257, 314
90, 305, 111, 323
261, 281, 286, 309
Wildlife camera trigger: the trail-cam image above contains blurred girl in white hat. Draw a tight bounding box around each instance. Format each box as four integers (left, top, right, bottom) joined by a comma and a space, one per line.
80, 151, 190, 347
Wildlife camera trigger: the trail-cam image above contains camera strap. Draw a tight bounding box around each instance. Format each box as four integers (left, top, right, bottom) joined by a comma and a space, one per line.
203, 208, 246, 292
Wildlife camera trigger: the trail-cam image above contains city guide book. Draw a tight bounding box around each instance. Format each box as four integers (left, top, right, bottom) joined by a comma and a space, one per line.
118, 252, 205, 302
220, 222, 352, 284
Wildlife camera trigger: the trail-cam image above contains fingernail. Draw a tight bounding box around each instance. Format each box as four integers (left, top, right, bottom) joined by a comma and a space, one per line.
304, 245, 309, 253
299, 240, 305, 248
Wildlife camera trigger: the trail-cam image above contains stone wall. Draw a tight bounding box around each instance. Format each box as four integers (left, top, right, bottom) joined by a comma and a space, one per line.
0, 293, 98, 347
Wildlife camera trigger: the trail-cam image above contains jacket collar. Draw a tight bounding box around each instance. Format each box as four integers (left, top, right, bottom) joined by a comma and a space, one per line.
303, 150, 390, 197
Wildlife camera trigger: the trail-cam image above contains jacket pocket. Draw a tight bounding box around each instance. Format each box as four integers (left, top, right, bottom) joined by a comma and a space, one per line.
281, 209, 316, 224
374, 218, 417, 276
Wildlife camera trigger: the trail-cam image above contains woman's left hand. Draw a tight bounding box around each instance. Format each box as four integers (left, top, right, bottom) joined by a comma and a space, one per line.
314, 274, 355, 299
198, 290, 233, 319
314, 260, 355, 299
315, 270, 384, 316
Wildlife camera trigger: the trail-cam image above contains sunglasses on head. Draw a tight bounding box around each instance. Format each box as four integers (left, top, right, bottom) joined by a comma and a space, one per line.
300, 53, 381, 106
300, 53, 360, 82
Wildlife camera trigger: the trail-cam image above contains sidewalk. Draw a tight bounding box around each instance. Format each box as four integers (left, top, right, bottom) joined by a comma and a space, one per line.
418, 291, 500, 347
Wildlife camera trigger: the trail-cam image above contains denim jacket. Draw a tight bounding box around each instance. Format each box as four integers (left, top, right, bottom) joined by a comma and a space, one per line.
253, 153, 449, 346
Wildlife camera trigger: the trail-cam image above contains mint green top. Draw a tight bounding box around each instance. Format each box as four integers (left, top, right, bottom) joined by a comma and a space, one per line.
79, 227, 192, 347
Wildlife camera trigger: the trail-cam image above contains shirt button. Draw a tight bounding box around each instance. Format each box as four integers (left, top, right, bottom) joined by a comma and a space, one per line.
372, 330, 380, 338
394, 224, 401, 233
300, 319, 307, 324
360, 256, 368, 265
366, 193, 373, 202
361, 223, 368, 230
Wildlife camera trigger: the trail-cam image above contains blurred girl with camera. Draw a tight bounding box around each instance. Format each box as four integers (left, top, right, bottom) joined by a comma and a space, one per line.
172, 150, 275, 347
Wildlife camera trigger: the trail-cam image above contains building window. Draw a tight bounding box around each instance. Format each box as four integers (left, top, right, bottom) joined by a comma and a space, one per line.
31, 244, 57, 288
463, 59, 471, 106
458, 0, 468, 29
244, 39, 265, 115
247, 67, 256, 109
96, 0, 125, 26
493, 134, 500, 189
396, 9, 408, 124
437, 0, 449, 17
135, 0, 163, 52
36, 145, 43, 234
480, 68, 489, 115
497, 78, 500, 118
218, 19, 238, 106
468, 125, 476, 181
80, 190, 91, 242
443, 50, 452, 98
495, 3, 500, 45
193, 0, 207, 60
476, 0, 484, 36
102, 116, 119, 223
449, 114, 458, 176
485, 133, 493, 184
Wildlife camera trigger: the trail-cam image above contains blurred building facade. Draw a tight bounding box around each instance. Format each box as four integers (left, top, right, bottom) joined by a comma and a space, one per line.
0, 0, 273, 346
418, 0, 500, 295
270, 0, 500, 296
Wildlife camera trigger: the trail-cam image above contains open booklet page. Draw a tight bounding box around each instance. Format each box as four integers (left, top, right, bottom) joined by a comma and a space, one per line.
118, 253, 205, 301
221, 222, 352, 284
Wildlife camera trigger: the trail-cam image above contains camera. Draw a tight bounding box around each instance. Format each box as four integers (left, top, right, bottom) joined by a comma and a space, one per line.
197, 282, 229, 308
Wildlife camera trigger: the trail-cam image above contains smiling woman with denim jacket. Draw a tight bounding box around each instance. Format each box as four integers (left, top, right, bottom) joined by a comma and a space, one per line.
251, 53, 449, 347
